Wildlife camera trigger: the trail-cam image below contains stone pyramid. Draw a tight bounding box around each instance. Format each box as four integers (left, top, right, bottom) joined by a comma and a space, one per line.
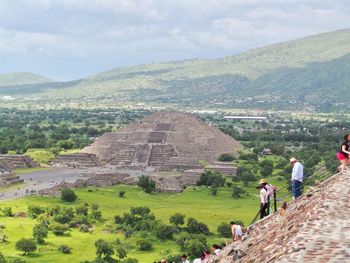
81, 112, 242, 169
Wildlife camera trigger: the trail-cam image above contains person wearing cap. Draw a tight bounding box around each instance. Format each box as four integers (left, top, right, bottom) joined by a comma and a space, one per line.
259, 179, 276, 214
257, 183, 268, 219
290, 157, 304, 199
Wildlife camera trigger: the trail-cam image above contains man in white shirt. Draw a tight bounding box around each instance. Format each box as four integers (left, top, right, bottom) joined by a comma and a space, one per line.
290, 157, 304, 199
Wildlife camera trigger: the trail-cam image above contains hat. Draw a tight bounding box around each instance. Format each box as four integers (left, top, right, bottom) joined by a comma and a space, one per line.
290, 157, 297, 163
259, 179, 267, 184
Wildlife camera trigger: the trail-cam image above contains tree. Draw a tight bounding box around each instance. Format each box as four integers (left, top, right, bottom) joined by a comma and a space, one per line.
155, 224, 175, 240
61, 188, 77, 202
116, 245, 127, 259
33, 223, 48, 244
138, 175, 156, 194
232, 186, 246, 198
95, 239, 114, 259
240, 171, 257, 187
186, 218, 209, 235
169, 213, 185, 227
260, 160, 274, 177
184, 239, 207, 259
15, 238, 37, 255
217, 222, 231, 238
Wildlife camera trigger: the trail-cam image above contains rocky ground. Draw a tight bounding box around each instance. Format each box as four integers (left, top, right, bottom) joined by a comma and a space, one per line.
204, 171, 350, 263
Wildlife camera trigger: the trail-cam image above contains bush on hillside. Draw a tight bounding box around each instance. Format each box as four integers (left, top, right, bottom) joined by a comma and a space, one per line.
136, 239, 153, 251
138, 175, 156, 194
217, 222, 231, 238
58, 244, 71, 254
15, 238, 37, 255
61, 188, 77, 202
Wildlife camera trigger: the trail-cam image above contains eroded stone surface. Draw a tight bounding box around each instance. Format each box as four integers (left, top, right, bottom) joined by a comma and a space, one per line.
203, 172, 350, 263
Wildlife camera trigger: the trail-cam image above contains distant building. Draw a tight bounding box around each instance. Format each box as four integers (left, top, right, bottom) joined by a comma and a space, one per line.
224, 116, 267, 121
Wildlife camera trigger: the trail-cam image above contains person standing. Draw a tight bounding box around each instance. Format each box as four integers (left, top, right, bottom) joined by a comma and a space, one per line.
337, 134, 350, 173
257, 184, 268, 219
259, 179, 276, 214
290, 157, 303, 199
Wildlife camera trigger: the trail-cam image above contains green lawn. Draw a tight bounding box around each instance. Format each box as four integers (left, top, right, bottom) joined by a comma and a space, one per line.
0, 178, 290, 262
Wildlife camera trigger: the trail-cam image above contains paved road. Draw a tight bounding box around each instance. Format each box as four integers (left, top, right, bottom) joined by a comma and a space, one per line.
0, 167, 153, 201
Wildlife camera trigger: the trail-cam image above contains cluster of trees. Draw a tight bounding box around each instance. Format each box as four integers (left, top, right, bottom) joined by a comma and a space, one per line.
113, 206, 216, 259
0, 108, 149, 154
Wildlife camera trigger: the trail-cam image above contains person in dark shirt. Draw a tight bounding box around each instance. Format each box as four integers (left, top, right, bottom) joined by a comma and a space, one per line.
337, 134, 350, 173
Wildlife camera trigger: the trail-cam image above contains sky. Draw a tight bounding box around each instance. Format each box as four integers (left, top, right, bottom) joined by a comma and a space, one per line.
0, 0, 350, 81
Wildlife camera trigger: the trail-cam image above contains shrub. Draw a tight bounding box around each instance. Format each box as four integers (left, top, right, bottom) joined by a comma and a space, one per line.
218, 153, 234, 162
184, 239, 207, 259
0, 207, 13, 217
197, 170, 225, 188
186, 218, 209, 235
75, 205, 88, 216
91, 210, 102, 220
136, 239, 152, 251
155, 224, 175, 240
61, 188, 77, 202
119, 191, 125, 198
79, 224, 90, 233
138, 175, 156, 193
116, 245, 127, 259
95, 239, 114, 259
28, 205, 45, 219
226, 181, 232, 187
169, 213, 185, 227
217, 222, 231, 238
15, 238, 37, 255
33, 223, 48, 244
50, 223, 68, 235
58, 244, 71, 254
232, 186, 246, 198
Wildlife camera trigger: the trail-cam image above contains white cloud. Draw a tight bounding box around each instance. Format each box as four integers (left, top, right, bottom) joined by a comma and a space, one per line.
0, 0, 349, 79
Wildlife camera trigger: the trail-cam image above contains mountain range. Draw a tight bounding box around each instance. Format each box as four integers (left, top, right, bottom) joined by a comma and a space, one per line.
1, 28, 350, 111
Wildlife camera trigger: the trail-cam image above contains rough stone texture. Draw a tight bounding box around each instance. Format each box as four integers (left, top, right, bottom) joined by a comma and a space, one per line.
203, 172, 350, 263
0, 154, 38, 169
205, 162, 237, 177
0, 159, 24, 186
50, 153, 101, 168
81, 112, 242, 170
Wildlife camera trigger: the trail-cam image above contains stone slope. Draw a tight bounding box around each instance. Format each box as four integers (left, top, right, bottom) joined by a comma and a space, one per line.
82, 112, 242, 169
204, 172, 350, 263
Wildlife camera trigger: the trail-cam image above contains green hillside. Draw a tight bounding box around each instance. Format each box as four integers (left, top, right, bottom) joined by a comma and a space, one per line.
0, 72, 53, 87
1, 29, 350, 111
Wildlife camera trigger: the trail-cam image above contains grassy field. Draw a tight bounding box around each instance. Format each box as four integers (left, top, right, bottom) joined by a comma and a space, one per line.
0, 178, 290, 262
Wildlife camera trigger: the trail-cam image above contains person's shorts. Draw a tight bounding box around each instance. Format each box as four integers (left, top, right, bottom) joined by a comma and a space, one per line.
337, 152, 348, 160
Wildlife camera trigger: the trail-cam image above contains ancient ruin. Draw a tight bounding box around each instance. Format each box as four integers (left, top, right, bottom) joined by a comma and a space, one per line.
0, 159, 24, 186
203, 172, 350, 263
50, 153, 101, 168
0, 154, 38, 169
81, 112, 242, 170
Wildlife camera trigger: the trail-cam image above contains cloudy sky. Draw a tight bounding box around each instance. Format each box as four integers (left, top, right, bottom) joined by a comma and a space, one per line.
0, 0, 350, 80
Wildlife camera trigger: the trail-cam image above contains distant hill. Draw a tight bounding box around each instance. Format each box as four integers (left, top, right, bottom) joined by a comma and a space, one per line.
0, 72, 53, 87
1, 29, 350, 111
